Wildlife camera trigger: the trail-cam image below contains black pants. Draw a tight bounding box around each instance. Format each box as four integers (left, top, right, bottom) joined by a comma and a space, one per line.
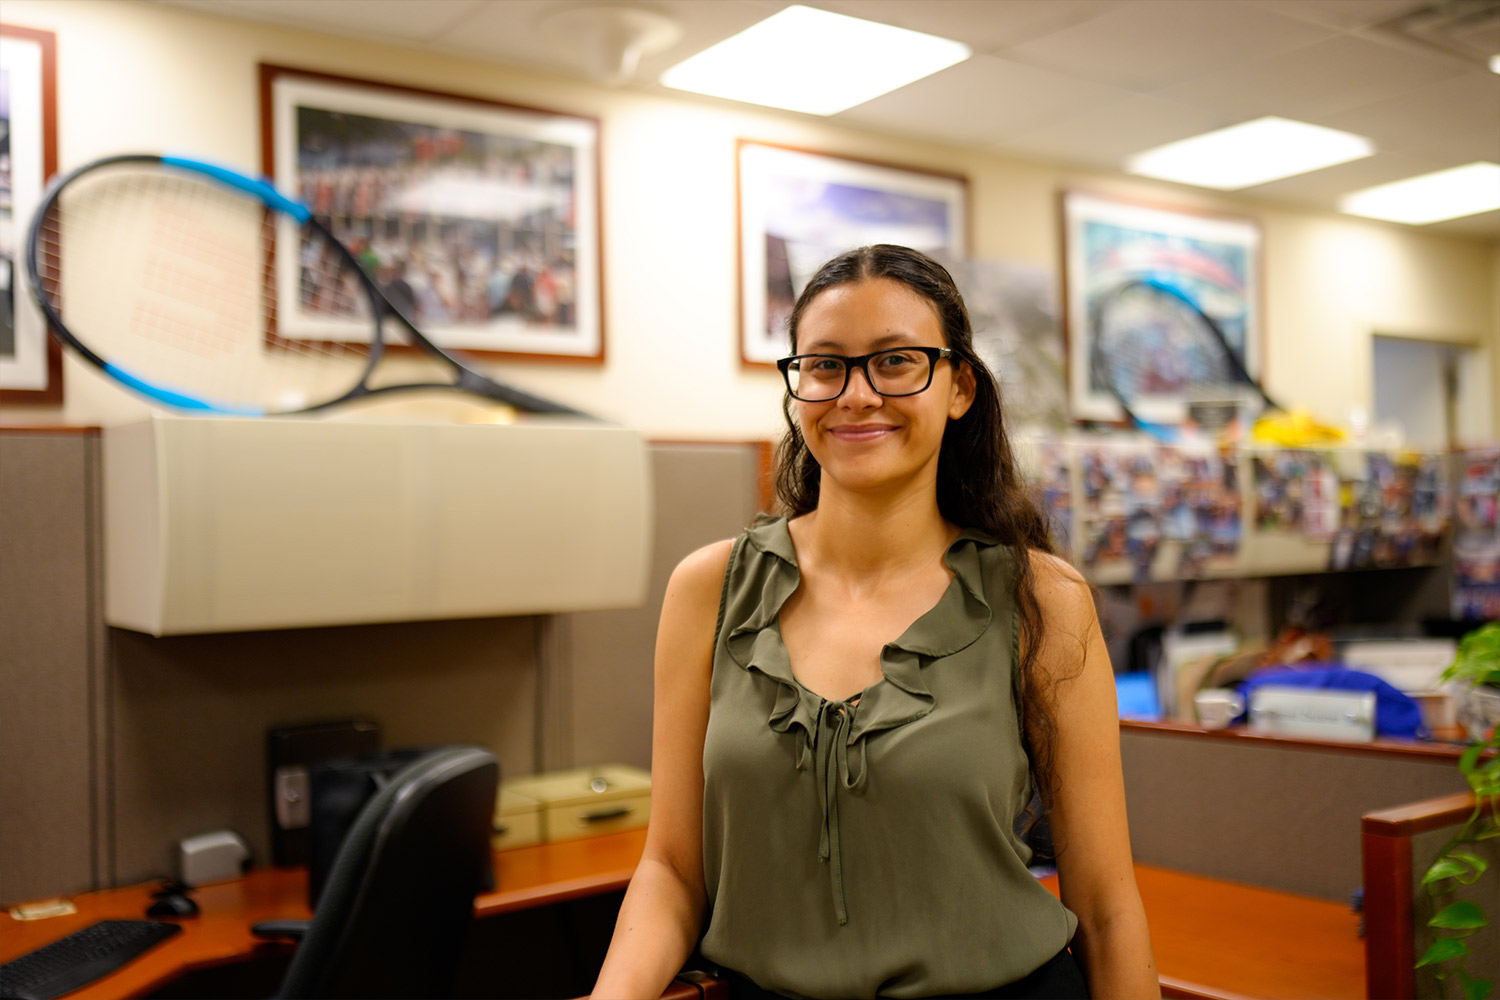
718, 946, 1091, 1000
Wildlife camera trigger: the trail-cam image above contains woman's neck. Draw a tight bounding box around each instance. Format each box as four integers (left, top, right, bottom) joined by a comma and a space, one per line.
791, 482, 956, 583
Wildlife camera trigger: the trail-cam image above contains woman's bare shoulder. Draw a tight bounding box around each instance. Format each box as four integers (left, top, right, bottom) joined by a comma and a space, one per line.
671, 538, 736, 590
1024, 548, 1097, 636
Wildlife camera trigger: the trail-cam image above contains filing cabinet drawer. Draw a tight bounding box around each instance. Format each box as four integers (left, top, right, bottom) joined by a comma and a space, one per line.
492, 789, 543, 850
504, 763, 652, 843
543, 793, 651, 842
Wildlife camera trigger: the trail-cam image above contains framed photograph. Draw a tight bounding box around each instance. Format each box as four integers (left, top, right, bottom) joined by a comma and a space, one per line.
260, 64, 602, 362
0, 24, 61, 403
1062, 190, 1261, 424
737, 141, 967, 367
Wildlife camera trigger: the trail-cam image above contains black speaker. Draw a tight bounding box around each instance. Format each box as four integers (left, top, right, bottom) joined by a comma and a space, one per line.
267, 720, 381, 867
306, 748, 430, 909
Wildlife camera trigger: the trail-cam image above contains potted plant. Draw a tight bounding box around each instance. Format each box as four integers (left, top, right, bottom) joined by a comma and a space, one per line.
1417, 622, 1500, 1000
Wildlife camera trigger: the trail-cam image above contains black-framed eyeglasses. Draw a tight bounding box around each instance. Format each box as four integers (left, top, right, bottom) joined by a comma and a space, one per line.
777, 347, 955, 402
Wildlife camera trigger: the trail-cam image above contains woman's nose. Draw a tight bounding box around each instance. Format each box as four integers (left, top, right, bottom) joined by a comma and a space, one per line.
839, 364, 881, 406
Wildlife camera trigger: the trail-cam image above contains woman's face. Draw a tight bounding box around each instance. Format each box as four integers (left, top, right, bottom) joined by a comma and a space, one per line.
793, 277, 974, 500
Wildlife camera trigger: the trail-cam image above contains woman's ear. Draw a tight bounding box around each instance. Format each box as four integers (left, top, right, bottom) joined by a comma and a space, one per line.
948, 360, 977, 420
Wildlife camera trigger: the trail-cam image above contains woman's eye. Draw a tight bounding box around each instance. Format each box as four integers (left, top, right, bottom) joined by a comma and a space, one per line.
808, 358, 844, 374
877, 352, 918, 370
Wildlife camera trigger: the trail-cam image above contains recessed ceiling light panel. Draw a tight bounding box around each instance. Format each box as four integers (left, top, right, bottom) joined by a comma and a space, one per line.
1125, 116, 1375, 190
1340, 162, 1500, 225
659, 5, 970, 116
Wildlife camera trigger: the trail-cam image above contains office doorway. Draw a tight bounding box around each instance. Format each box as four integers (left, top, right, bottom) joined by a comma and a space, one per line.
1372, 334, 1492, 450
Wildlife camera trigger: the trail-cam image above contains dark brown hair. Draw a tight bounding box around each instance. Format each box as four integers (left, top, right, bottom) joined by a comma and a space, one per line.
773, 244, 1068, 811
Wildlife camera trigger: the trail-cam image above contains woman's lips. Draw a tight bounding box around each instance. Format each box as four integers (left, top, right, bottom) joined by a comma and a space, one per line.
826, 424, 898, 442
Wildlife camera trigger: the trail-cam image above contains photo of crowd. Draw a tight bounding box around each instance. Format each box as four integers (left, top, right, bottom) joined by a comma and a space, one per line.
287, 102, 589, 352
1075, 442, 1241, 582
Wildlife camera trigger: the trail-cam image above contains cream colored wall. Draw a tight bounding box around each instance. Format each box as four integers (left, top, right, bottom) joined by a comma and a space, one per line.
1, 0, 1496, 439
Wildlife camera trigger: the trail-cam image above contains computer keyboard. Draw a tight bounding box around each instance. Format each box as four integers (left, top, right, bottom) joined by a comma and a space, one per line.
0, 919, 182, 1000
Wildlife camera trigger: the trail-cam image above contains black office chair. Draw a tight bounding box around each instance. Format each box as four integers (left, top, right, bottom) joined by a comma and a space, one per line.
255, 745, 499, 999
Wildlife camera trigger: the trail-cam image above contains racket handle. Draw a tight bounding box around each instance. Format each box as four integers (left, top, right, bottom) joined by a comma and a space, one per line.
455, 368, 593, 417
162, 155, 311, 223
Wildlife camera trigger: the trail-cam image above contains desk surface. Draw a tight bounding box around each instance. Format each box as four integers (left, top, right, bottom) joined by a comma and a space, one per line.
4, 830, 1363, 1000
0, 831, 644, 999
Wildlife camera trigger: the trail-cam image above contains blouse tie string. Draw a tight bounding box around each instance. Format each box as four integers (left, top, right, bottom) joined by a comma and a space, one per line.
812, 699, 867, 926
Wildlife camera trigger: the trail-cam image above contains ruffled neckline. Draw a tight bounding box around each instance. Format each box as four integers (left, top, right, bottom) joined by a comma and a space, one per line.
725, 515, 997, 724
721, 515, 999, 924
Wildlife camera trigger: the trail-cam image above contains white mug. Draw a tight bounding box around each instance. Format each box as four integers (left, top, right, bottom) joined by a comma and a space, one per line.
1195, 688, 1245, 730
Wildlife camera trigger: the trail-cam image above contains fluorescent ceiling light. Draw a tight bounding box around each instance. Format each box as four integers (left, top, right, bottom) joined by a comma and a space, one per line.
1340, 162, 1500, 224
659, 5, 970, 116
1125, 116, 1374, 190
1490, 53, 1500, 74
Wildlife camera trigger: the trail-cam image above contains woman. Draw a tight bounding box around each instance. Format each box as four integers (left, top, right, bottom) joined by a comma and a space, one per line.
593, 246, 1157, 999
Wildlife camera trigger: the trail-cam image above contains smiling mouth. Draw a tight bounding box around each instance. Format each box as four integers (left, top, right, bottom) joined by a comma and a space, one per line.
827, 425, 898, 442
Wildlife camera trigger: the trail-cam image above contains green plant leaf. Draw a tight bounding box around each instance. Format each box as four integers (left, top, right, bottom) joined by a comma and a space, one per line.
1425, 858, 1470, 884
1460, 745, 1486, 775
1460, 971, 1495, 1000
1417, 937, 1469, 967
1475, 822, 1500, 841
1450, 851, 1490, 878
1430, 901, 1489, 929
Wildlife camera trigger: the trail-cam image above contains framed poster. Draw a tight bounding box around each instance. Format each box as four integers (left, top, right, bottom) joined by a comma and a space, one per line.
260, 64, 602, 362
1062, 191, 1261, 424
0, 24, 61, 403
737, 140, 967, 367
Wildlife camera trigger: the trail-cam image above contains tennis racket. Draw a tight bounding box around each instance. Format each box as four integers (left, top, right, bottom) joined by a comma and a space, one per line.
1089, 277, 1277, 439
25, 153, 590, 417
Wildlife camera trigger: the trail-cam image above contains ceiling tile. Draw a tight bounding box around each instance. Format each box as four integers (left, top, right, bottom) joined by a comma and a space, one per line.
1321, 70, 1500, 159
837, 54, 1123, 147
1261, 0, 1429, 31
810, 0, 1122, 51
1001, 0, 1333, 91
161, 0, 485, 43
1152, 33, 1470, 120
997, 93, 1227, 169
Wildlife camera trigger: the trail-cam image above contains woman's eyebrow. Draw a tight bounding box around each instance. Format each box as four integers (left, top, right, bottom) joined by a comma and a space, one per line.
801, 332, 921, 353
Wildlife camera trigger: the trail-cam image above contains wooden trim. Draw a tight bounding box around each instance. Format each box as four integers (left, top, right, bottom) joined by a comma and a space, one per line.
1362, 830, 1417, 999
0, 22, 63, 406
0, 424, 99, 435
1122, 718, 1483, 762
1362, 792, 1478, 837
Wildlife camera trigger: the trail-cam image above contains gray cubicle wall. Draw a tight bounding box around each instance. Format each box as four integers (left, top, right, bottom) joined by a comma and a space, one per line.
550, 443, 766, 772
0, 429, 767, 900
0, 429, 106, 903
1121, 725, 1471, 902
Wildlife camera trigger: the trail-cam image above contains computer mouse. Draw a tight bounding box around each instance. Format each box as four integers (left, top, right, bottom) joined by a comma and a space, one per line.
147, 892, 200, 918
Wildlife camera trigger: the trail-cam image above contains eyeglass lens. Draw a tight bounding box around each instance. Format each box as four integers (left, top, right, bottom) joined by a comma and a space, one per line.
787, 349, 934, 401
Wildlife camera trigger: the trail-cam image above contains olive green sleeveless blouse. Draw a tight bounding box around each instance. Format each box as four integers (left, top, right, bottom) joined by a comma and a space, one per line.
699, 517, 1078, 999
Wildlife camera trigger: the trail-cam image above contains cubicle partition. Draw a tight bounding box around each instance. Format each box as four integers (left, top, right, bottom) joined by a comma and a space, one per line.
1121, 722, 1471, 902
0, 427, 767, 903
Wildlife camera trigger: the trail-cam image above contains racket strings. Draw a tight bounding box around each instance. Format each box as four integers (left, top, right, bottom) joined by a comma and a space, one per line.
39, 163, 380, 412
1095, 285, 1241, 403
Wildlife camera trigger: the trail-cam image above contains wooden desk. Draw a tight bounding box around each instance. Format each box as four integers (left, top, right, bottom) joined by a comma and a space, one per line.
4, 831, 1364, 1000
1041, 865, 1364, 1000
0, 829, 649, 999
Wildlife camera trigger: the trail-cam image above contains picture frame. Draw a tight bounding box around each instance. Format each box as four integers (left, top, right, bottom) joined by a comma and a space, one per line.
1061, 190, 1262, 424
0, 24, 62, 403
260, 64, 603, 362
737, 141, 968, 367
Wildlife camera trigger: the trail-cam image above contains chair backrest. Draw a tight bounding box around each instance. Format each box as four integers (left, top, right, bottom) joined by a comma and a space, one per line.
278, 745, 499, 999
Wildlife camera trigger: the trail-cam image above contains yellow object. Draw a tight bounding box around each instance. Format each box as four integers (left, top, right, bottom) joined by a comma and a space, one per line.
1251, 408, 1348, 447
503, 764, 653, 843
491, 788, 544, 851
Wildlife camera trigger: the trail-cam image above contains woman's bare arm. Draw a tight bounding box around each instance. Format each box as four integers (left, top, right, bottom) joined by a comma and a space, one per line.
591, 539, 733, 999
1028, 551, 1160, 999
